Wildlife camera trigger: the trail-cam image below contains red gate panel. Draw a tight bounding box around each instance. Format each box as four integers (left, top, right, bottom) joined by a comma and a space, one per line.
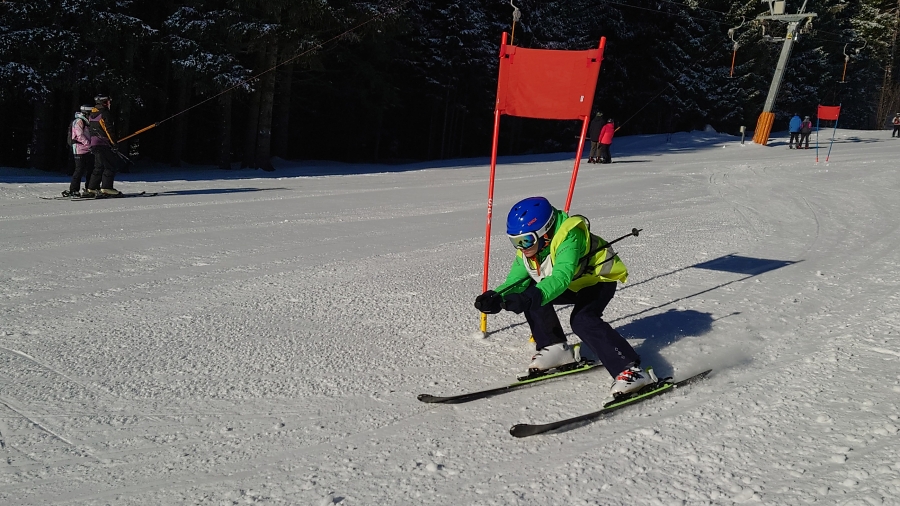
495, 38, 604, 120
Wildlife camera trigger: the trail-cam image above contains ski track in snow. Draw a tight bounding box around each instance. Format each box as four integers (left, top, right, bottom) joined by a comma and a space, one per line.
1, 130, 900, 504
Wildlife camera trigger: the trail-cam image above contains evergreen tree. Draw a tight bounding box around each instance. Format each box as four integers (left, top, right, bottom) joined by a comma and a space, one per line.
850, 0, 898, 127
2, 1, 899, 169
162, 2, 251, 167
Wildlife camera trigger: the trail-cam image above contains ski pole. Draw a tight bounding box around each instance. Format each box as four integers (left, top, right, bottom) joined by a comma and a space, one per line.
112, 148, 135, 167
602, 227, 642, 248
593, 226, 641, 263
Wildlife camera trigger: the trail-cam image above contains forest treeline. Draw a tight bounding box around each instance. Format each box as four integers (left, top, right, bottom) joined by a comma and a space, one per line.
2, 0, 898, 172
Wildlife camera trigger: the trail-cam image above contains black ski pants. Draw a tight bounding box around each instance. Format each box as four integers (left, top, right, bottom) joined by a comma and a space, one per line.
525, 281, 639, 378
598, 143, 611, 163
69, 153, 94, 193
88, 145, 124, 190
589, 141, 601, 160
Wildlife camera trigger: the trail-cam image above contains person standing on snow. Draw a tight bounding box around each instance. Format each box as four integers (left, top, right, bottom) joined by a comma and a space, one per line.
892, 113, 900, 138
799, 115, 813, 149
587, 111, 604, 163
64, 105, 94, 197
473, 196, 655, 398
788, 112, 802, 149
85, 94, 125, 197
598, 118, 615, 164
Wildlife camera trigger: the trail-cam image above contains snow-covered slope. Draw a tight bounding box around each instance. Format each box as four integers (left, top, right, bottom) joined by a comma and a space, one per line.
1, 129, 898, 505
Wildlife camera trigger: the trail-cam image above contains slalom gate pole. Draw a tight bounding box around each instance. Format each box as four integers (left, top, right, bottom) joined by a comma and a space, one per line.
815, 119, 819, 162
480, 109, 503, 335
826, 118, 838, 162
564, 116, 591, 212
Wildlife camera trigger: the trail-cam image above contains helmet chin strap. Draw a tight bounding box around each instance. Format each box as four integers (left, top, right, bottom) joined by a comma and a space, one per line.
537, 229, 553, 250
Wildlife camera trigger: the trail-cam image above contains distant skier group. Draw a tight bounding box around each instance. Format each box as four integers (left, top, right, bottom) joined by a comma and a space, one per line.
788, 113, 813, 149
587, 111, 615, 164
65, 95, 128, 198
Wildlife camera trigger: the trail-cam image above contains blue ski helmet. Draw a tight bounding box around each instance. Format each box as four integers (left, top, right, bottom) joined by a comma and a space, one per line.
506, 197, 556, 250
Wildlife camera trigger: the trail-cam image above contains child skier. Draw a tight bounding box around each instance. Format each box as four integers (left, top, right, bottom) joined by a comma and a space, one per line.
474, 196, 654, 397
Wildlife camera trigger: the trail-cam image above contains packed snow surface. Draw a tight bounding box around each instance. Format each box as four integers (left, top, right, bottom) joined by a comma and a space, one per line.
1, 129, 899, 505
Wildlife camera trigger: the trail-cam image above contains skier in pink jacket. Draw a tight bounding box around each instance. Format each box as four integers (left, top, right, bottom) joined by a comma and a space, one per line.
64, 106, 94, 197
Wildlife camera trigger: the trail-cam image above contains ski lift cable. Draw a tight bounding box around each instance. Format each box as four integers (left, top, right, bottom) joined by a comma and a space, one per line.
616, 27, 740, 131
591, 0, 727, 26
600, 0, 731, 20
621, 9, 786, 125
119, 0, 734, 145
118, 0, 412, 143
614, 84, 672, 132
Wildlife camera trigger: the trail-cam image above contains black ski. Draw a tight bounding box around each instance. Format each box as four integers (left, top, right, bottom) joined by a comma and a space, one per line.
41, 194, 86, 200
74, 191, 158, 199
42, 191, 158, 200
417, 361, 603, 404
509, 369, 712, 438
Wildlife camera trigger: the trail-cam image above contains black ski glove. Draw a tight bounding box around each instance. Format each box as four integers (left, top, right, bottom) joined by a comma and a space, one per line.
501, 285, 543, 314
474, 290, 503, 314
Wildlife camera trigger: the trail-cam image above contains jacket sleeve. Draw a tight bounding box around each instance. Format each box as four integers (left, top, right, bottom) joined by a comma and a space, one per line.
534, 228, 586, 304
74, 121, 90, 147
495, 254, 532, 295
99, 109, 116, 145
600, 124, 614, 143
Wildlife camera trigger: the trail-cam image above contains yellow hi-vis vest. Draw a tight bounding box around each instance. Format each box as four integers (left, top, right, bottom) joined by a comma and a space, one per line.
520, 215, 628, 292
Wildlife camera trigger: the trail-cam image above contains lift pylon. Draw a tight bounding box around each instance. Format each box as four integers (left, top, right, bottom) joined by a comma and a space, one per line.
752, 1, 817, 145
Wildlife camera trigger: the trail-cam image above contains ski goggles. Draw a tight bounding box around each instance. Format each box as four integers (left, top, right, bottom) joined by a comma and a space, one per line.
508, 231, 539, 250
507, 214, 555, 250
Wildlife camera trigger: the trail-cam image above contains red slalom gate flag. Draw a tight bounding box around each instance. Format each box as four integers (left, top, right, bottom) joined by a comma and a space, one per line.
817, 105, 840, 121
495, 37, 604, 120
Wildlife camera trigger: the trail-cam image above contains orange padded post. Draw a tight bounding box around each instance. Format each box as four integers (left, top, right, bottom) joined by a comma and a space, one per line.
753, 112, 775, 145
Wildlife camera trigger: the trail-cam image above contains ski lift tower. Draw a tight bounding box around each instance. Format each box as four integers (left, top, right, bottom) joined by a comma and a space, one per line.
752, 0, 816, 145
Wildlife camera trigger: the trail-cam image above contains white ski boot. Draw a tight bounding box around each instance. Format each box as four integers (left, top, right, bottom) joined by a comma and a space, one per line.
610, 365, 658, 398
528, 343, 577, 370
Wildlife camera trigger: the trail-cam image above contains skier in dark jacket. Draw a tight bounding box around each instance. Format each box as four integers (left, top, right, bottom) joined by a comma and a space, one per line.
587, 112, 604, 163
85, 95, 125, 197
788, 113, 802, 149
799, 116, 813, 149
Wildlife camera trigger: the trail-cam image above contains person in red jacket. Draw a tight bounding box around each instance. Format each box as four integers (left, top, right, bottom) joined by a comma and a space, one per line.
598, 118, 615, 164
